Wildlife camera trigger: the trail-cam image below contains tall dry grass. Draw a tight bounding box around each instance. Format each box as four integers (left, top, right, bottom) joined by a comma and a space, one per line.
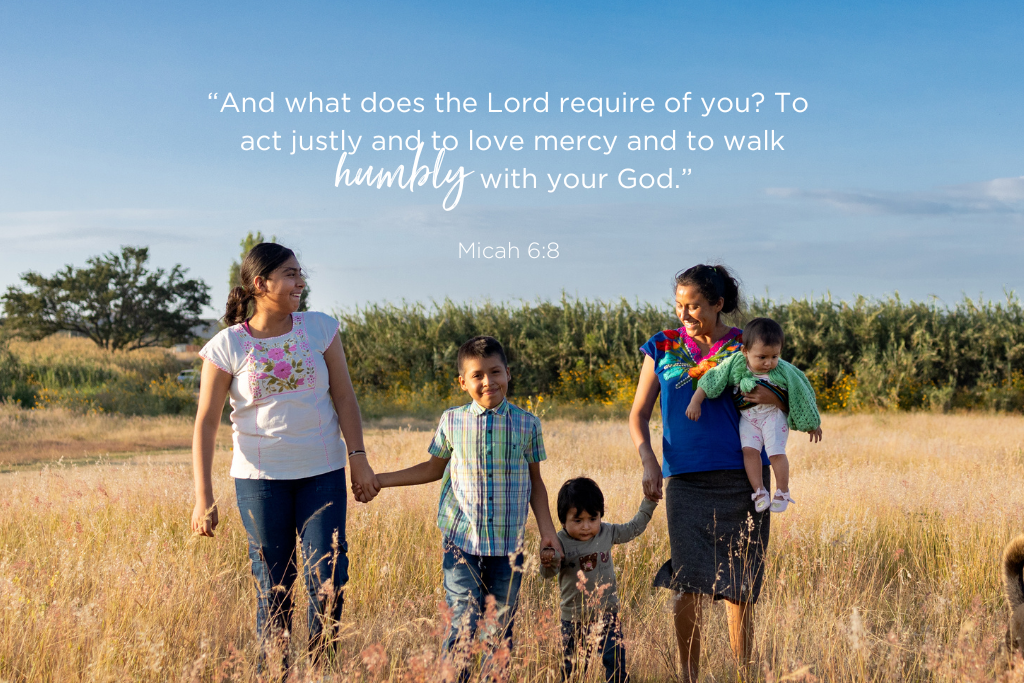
1, 413, 1023, 681
0, 403, 229, 467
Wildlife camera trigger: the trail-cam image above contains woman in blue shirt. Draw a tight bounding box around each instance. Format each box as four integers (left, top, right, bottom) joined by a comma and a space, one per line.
629, 264, 785, 682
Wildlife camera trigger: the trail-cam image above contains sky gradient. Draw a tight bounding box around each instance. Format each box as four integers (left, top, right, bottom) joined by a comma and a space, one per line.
1, 1, 1021, 314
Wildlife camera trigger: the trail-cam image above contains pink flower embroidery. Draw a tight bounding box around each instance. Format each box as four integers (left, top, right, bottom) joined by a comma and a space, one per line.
255, 344, 265, 352
289, 344, 297, 353
296, 378, 305, 386
268, 347, 285, 361
273, 361, 292, 379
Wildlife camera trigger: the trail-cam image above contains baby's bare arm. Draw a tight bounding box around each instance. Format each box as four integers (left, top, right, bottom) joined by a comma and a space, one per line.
686, 387, 707, 421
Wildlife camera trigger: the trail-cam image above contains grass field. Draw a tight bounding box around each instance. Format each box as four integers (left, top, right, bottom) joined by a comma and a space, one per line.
1, 412, 1023, 681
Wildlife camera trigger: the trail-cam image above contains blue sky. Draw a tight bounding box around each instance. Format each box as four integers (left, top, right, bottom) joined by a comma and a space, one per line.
1, 1, 1021, 314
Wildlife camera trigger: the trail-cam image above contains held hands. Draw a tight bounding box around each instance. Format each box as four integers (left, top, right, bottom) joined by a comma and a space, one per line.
350, 475, 382, 503
540, 531, 564, 567
807, 427, 823, 443
349, 454, 381, 503
642, 458, 664, 502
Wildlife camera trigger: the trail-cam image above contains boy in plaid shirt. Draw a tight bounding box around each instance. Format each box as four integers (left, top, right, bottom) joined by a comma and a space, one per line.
366, 336, 562, 676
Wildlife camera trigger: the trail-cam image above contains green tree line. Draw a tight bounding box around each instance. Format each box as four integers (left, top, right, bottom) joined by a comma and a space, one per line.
338, 293, 1024, 415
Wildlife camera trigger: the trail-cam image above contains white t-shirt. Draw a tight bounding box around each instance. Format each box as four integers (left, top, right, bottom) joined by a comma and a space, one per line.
199, 311, 347, 479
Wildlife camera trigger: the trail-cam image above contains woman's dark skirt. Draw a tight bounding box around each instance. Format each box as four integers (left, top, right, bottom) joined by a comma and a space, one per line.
653, 466, 770, 604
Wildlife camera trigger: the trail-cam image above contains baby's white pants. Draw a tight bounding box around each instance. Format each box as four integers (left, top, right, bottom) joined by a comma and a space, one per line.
739, 404, 789, 457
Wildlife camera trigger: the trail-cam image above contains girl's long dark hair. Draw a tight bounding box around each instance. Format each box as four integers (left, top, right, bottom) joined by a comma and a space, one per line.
223, 242, 296, 325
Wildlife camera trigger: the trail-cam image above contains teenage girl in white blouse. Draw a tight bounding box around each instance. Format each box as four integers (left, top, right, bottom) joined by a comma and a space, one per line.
191, 242, 379, 669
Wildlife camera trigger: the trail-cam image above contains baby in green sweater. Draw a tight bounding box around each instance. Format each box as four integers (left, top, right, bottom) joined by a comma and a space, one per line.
686, 317, 823, 513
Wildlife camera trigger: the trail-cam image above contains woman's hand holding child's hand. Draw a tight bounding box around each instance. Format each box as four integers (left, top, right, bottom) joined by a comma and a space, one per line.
808, 427, 823, 443
540, 547, 559, 569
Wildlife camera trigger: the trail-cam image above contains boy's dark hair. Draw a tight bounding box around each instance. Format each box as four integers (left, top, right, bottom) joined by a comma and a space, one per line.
743, 317, 785, 350
556, 477, 605, 525
457, 336, 508, 374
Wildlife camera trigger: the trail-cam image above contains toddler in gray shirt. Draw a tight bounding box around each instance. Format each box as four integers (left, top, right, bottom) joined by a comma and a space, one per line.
540, 477, 658, 683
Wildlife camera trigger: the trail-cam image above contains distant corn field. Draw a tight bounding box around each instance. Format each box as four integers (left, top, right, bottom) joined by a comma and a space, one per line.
336, 294, 1024, 418
1, 294, 1022, 419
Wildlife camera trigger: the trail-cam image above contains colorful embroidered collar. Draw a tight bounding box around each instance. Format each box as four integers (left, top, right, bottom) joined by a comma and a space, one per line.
654, 327, 743, 389
682, 327, 741, 363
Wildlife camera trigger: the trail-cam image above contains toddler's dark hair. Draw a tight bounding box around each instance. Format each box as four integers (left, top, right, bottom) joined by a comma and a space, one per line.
223, 242, 297, 325
674, 263, 741, 315
557, 477, 605, 525
457, 336, 508, 374
743, 317, 785, 349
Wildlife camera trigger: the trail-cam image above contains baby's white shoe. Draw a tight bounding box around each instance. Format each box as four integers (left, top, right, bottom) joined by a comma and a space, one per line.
751, 488, 771, 513
770, 489, 795, 513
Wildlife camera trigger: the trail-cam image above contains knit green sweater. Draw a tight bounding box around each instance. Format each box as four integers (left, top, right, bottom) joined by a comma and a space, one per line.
696, 352, 821, 432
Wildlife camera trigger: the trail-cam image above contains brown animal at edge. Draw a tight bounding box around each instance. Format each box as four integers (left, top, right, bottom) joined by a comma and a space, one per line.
1005, 534, 1024, 653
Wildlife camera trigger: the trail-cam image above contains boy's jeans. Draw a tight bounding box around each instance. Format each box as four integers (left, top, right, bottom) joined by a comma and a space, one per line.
560, 612, 628, 683
235, 467, 349, 667
442, 539, 524, 675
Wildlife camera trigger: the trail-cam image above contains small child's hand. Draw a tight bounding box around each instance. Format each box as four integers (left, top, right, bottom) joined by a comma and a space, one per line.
685, 401, 701, 422
540, 547, 558, 568
808, 427, 822, 443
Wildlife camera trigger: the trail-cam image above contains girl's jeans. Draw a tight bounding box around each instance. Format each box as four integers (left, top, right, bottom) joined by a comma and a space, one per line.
235, 467, 349, 665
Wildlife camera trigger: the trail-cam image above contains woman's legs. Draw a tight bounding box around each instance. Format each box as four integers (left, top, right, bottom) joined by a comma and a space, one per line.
673, 592, 706, 683
294, 467, 349, 664
675, 594, 754, 681
725, 598, 754, 676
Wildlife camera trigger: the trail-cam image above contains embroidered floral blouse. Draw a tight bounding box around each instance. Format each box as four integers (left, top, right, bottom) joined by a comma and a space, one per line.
640, 327, 769, 476
199, 312, 347, 480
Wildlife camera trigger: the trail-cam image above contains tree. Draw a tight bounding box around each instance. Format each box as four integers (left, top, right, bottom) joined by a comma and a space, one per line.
2, 246, 211, 351
228, 231, 309, 311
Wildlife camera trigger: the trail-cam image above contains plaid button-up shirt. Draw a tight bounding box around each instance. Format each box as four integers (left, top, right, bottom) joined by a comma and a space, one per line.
428, 399, 546, 556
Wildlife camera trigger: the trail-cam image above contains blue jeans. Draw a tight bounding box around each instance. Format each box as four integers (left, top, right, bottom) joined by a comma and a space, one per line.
235, 467, 349, 665
561, 612, 628, 683
442, 540, 524, 678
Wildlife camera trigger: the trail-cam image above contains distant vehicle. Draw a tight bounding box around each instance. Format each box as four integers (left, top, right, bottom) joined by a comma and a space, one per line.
176, 369, 200, 387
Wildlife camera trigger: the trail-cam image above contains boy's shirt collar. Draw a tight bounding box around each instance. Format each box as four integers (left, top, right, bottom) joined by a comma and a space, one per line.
469, 398, 510, 415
